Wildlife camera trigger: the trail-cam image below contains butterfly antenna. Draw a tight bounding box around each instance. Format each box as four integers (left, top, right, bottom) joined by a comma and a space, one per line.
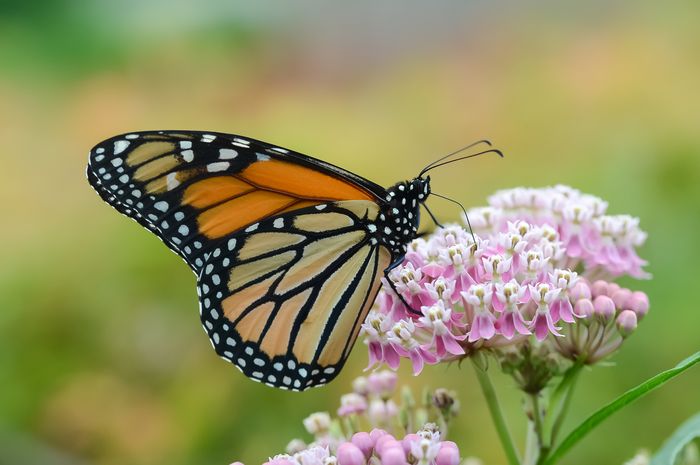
431, 192, 477, 243
419, 140, 492, 177
420, 148, 504, 176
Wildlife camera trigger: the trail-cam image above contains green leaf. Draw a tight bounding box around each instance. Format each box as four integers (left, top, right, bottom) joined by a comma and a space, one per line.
543, 351, 700, 465
650, 412, 700, 465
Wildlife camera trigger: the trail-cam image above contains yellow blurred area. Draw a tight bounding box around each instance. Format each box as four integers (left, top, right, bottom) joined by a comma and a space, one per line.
1, 1, 699, 464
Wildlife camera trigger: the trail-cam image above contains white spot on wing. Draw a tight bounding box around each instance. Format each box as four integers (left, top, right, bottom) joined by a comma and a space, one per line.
114, 140, 130, 155
256, 153, 271, 161
179, 141, 192, 149
166, 173, 179, 190
154, 201, 168, 212
207, 162, 230, 172
219, 148, 237, 160
273, 218, 284, 228
201, 134, 216, 142
181, 149, 194, 162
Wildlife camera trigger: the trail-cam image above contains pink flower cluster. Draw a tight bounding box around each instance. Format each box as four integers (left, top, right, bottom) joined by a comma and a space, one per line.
231, 371, 466, 465
362, 185, 649, 374
258, 428, 460, 465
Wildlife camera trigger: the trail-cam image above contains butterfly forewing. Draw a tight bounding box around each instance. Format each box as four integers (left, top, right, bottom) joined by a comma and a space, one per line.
86, 131, 385, 273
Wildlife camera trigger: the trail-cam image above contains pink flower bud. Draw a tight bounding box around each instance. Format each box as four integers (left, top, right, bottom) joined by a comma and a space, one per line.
593, 295, 615, 322
379, 445, 408, 465
337, 443, 367, 465
230, 462, 245, 465
590, 280, 609, 297
369, 429, 388, 445
351, 432, 373, 459
574, 298, 595, 320
401, 434, 420, 456
616, 310, 638, 337
435, 442, 461, 465
611, 289, 632, 309
606, 282, 621, 297
629, 291, 649, 319
570, 281, 592, 301
374, 435, 400, 455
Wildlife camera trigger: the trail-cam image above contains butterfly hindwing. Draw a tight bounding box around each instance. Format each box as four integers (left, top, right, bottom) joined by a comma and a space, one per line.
87, 131, 386, 273
198, 200, 391, 390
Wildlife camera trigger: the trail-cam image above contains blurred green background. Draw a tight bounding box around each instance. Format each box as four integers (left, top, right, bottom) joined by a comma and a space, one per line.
1, 1, 699, 464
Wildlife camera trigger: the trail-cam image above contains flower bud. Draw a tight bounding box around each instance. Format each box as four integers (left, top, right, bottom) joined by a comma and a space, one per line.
590, 280, 609, 297
616, 310, 638, 337
435, 442, 460, 465
352, 376, 369, 396
570, 281, 592, 301
285, 439, 307, 455
379, 445, 408, 465
574, 298, 595, 321
337, 443, 367, 465
303, 412, 331, 436
367, 371, 398, 398
611, 289, 632, 309
351, 432, 373, 459
369, 428, 388, 445
338, 393, 367, 417
593, 295, 616, 323
431, 388, 455, 412
374, 434, 399, 455
368, 399, 398, 426
629, 291, 649, 320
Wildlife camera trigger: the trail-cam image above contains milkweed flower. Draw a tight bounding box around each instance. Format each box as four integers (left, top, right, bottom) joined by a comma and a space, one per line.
232, 372, 469, 465
362, 185, 650, 388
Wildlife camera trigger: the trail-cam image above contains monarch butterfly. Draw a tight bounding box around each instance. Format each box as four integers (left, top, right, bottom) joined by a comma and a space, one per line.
87, 131, 500, 391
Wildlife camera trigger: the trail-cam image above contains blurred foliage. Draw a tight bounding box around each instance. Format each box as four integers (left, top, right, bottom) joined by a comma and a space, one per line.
1, 1, 699, 464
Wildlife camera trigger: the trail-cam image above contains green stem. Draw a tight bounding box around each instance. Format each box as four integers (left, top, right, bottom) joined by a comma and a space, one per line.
524, 421, 538, 465
550, 368, 582, 446
542, 362, 584, 448
471, 359, 521, 465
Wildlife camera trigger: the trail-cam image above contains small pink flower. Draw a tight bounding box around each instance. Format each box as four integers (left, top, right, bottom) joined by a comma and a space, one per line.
493, 281, 531, 338
386, 320, 437, 374
418, 301, 466, 357
528, 283, 563, 340
462, 284, 497, 342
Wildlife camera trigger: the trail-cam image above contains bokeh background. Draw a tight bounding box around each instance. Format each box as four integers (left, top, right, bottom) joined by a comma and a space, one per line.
1, 1, 699, 464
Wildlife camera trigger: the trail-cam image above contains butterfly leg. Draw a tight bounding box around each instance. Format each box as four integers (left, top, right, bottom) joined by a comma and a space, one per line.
383, 261, 423, 317
423, 203, 443, 228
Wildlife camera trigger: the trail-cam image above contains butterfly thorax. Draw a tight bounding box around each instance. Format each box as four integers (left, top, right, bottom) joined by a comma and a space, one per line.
370, 177, 430, 258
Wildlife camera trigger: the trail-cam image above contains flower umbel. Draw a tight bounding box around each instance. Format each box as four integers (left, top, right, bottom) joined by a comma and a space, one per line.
362, 185, 650, 388
232, 371, 467, 465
